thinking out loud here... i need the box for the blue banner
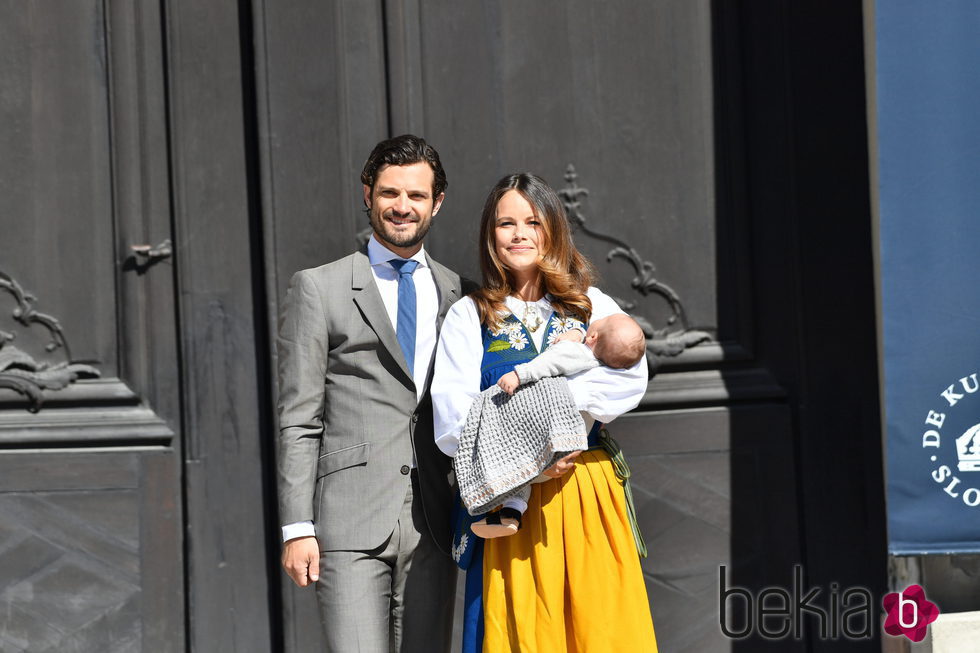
[877,2,980,553]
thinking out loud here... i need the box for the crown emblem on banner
[955,423,980,472]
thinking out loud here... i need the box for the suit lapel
[423,254,461,394]
[350,249,414,382]
[428,254,460,331]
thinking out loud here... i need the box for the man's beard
[370,208,432,249]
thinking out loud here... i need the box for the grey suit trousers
[314,473,456,652]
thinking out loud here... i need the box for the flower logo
[882,585,939,642]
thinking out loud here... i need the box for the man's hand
[543,450,582,478]
[281,536,321,587]
[554,328,585,344]
[497,371,520,395]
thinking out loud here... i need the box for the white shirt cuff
[435,432,460,457]
[281,520,316,542]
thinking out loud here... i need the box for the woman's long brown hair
[470,173,595,330]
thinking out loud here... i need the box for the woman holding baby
[432,173,658,652]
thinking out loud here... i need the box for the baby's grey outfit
[455,341,600,516]
[513,340,599,383]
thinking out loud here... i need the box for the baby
[468,313,646,538]
[498,312,647,394]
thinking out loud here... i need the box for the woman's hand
[543,450,582,477]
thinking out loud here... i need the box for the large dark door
[252,2,804,651]
[254,2,885,652]
[1,1,885,651]
[0,2,182,650]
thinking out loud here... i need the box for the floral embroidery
[487,316,547,352]
[508,331,529,351]
[451,532,470,562]
[546,316,585,345]
[489,321,522,337]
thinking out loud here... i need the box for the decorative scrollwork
[0,271,70,358]
[558,165,713,372]
[0,271,101,412]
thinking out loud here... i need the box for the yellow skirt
[482,449,658,652]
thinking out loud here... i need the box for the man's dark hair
[360,134,447,197]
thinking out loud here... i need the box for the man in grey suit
[277,135,464,652]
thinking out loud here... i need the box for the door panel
[417,1,718,340]
[0,0,117,378]
[612,406,803,652]
[0,1,182,651]
[0,451,179,652]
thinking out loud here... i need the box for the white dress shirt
[431,287,649,457]
[281,235,442,543]
[365,234,440,397]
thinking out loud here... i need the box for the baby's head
[584,314,646,369]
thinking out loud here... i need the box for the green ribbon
[598,428,648,559]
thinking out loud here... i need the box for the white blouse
[431,287,649,456]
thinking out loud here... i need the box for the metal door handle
[130,239,173,263]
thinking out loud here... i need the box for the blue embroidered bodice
[478,312,586,391]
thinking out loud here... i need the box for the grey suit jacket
[276,246,466,554]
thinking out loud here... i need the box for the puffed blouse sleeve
[565,286,649,423]
[431,296,484,457]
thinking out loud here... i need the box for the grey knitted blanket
[455,376,587,515]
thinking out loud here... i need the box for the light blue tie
[390,258,419,375]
